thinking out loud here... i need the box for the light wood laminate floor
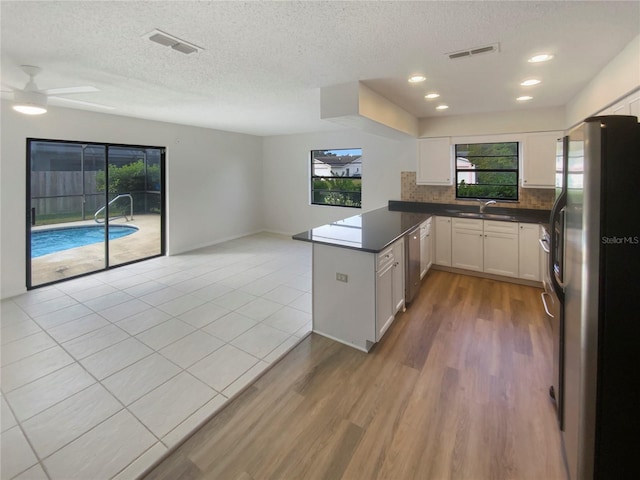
[143,270,567,480]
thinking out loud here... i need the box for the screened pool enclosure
[27,139,165,288]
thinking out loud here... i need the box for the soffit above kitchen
[1,1,638,136]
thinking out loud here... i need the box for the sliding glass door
[27,139,165,289]
[104,146,163,268]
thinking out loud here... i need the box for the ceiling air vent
[144,29,203,55]
[447,43,499,60]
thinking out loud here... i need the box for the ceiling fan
[3,65,114,115]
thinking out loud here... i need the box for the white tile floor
[0,233,312,480]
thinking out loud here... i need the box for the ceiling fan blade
[49,96,115,110]
[44,86,99,95]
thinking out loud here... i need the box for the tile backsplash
[400,171,554,210]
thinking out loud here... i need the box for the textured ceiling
[1,1,639,136]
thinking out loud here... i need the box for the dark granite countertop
[292,206,431,253]
[292,201,551,254]
[388,200,551,227]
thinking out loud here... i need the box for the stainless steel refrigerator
[550,115,640,479]
[545,135,568,429]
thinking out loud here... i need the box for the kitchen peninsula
[293,201,551,352]
[292,207,430,351]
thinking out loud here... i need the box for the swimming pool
[31,225,139,258]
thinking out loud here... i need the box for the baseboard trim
[431,265,543,288]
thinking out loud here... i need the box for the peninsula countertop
[292,206,430,253]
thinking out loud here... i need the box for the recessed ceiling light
[517,96,533,101]
[408,75,427,83]
[424,93,440,99]
[436,105,449,110]
[520,79,541,86]
[528,54,553,63]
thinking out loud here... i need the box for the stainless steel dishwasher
[405,226,421,304]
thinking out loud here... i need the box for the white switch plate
[336,273,348,283]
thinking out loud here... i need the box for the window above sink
[455,141,520,202]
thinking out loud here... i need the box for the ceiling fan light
[13,90,47,115]
[13,104,47,115]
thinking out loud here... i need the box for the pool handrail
[94,194,133,223]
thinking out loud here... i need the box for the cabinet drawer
[452,218,483,231]
[483,220,519,234]
[420,218,432,236]
[377,246,394,271]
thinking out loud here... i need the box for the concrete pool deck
[31,215,162,287]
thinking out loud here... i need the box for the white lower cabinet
[420,219,433,279]
[518,223,541,281]
[435,217,542,282]
[391,239,405,314]
[313,237,405,352]
[435,216,452,266]
[483,221,519,278]
[375,260,394,342]
[375,238,404,342]
[452,218,484,272]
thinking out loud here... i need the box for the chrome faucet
[479,199,497,213]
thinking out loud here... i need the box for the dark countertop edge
[291,234,404,254]
[388,200,551,226]
[291,207,431,254]
[291,201,551,254]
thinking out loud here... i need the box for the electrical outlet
[336,273,348,283]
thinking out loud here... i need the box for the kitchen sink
[482,213,517,221]
[458,212,516,221]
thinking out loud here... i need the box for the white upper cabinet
[600,91,640,118]
[417,138,453,185]
[521,131,563,189]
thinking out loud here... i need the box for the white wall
[262,129,415,235]
[1,102,263,298]
[418,106,566,138]
[566,34,640,127]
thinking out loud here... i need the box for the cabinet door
[435,217,452,266]
[518,223,541,281]
[522,132,562,188]
[452,228,484,272]
[420,230,433,278]
[629,95,640,118]
[419,220,432,279]
[426,231,433,271]
[392,239,405,313]
[417,138,452,185]
[484,232,519,277]
[420,231,428,279]
[376,262,394,341]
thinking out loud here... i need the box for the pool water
[31,225,139,258]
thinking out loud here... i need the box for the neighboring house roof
[456,157,475,168]
[313,155,362,167]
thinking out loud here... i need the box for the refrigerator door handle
[554,267,567,290]
[549,203,567,298]
[539,237,550,253]
[540,292,554,318]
